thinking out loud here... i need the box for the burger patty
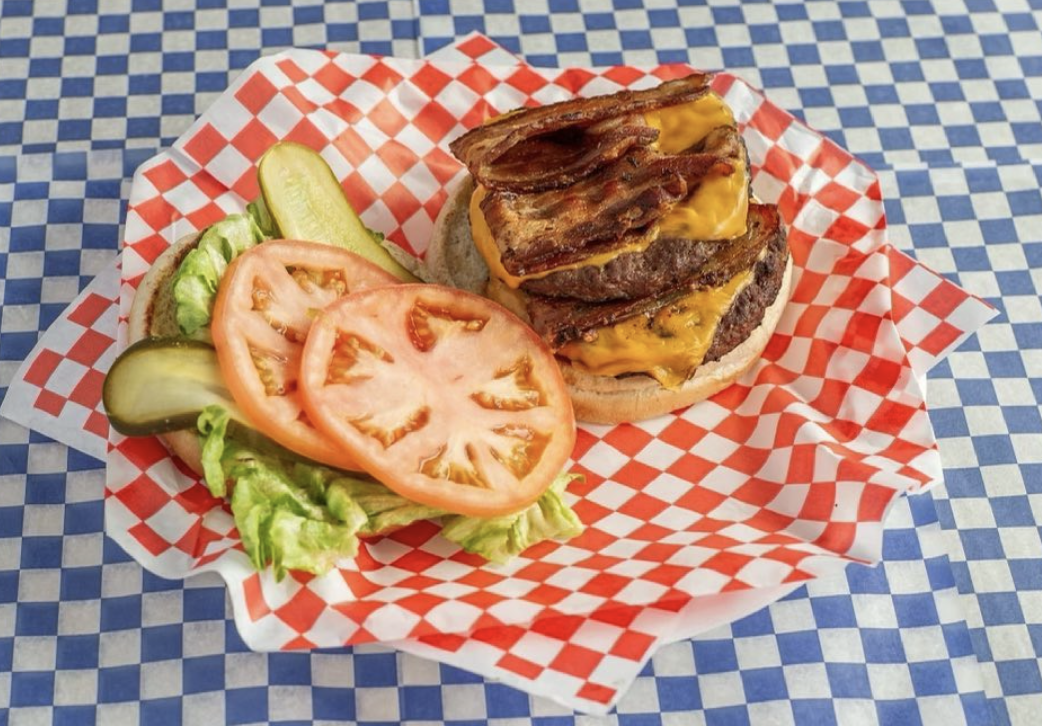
[522,203,780,302]
[524,208,788,350]
[703,215,789,363]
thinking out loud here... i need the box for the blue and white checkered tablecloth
[1,1,1041,724]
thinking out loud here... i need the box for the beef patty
[703,216,789,363]
[523,203,779,303]
[524,208,788,352]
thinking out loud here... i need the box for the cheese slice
[557,268,753,389]
[645,93,734,155]
[658,156,748,240]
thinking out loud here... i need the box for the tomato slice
[298,285,576,517]
[211,240,398,470]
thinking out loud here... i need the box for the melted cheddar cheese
[658,157,748,240]
[645,93,733,154]
[558,269,753,389]
[647,93,748,240]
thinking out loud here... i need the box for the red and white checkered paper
[1,37,997,713]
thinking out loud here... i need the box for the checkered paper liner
[1,39,997,712]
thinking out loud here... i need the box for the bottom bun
[429,176,794,426]
[127,233,206,475]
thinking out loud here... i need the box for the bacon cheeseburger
[428,74,793,424]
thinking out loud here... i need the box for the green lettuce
[197,405,584,577]
[440,474,585,564]
[197,406,441,579]
[198,406,362,579]
[198,405,231,497]
[247,196,278,238]
[328,478,444,535]
[172,214,267,337]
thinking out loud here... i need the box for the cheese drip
[644,93,734,155]
[557,269,753,389]
[646,93,748,240]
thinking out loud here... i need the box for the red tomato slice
[211,240,398,470]
[298,284,576,517]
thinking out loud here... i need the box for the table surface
[1,1,1041,724]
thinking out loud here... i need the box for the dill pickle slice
[257,142,418,282]
[103,337,243,436]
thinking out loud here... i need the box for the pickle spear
[257,142,418,281]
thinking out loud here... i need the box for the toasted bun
[427,176,793,425]
[127,233,206,475]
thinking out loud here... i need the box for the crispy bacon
[449,73,712,193]
[527,286,692,351]
[480,126,742,276]
[481,115,660,194]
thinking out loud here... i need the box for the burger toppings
[103,338,242,436]
[557,270,754,388]
[450,73,711,192]
[211,240,398,472]
[256,141,418,281]
[197,405,582,579]
[522,203,781,303]
[109,141,587,580]
[452,73,789,391]
[524,204,784,348]
[172,213,268,338]
[469,115,661,195]
[553,220,790,388]
[479,126,741,276]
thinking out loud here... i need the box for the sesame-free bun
[427,176,793,425]
[126,233,206,475]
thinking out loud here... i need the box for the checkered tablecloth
[1,1,1040,724]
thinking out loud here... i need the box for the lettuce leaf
[197,406,441,579]
[440,474,585,564]
[247,196,278,238]
[327,478,444,535]
[197,405,584,577]
[172,214,267,337]
[198,405,361,579]
[197,405,231,497]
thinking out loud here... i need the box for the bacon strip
[481,126,742,276]
[480,115,660,194]
[527,286,692,351]
[449,73,712,193]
